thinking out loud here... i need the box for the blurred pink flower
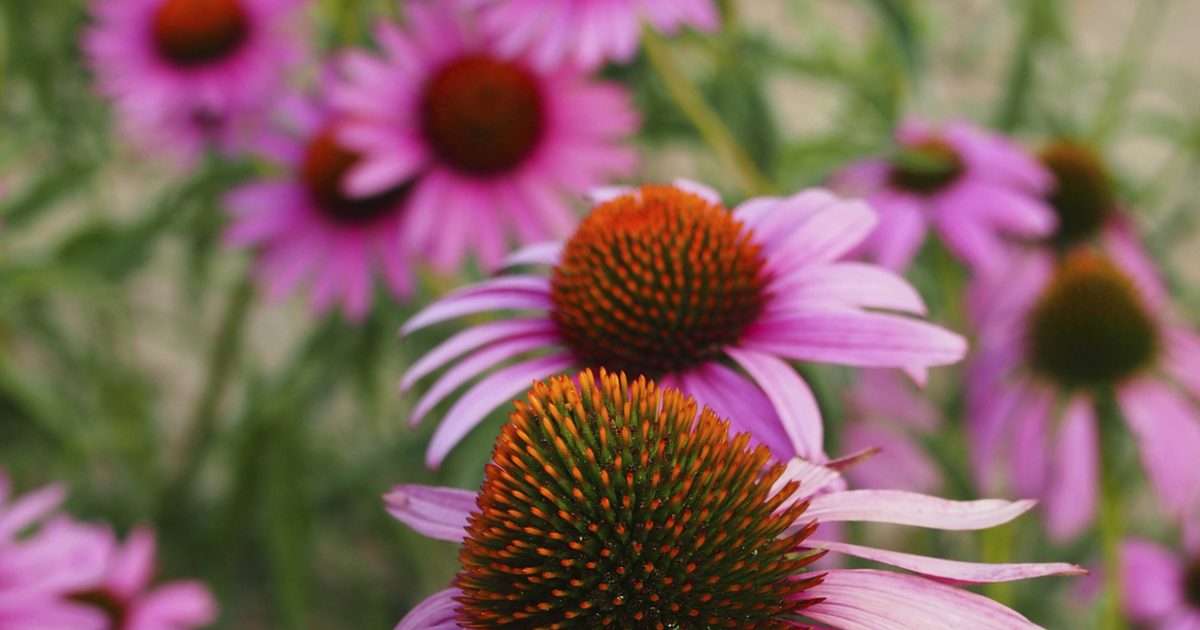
[69,526,217,630]
[400,181,966,468]
[0,472,215,630]
[842,369,944,494]
[464,0,719,69]
[224,95,421,320]
[84,0,304,163]
[1119,525,1200,628]
[833,119,1056,273]
[386,370,1082,628]
[332,1,639,275]
[967,220,1200,541]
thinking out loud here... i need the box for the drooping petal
[767,262,927,316]
[802,490,1035,532]
[1118,380,1200,515]
[725,347,824,461]
[500,241,564,269]
[426,354,574,468]
[402,318,560,390]
[383,485,475,542]
[395,588,462,630]
[800,569,1042,629]
[1120,538,1184,622]
[402,276,552,334]
[1044,397,1099,542]
[805,540,1084,585]
[745,310,967,368]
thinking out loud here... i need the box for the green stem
[992,0,1046,131]
[163,276,255,504]
[1097,393,1125,630]
[641,28,776,197]
[981,522,1016,607]
[1089,0,1167,142]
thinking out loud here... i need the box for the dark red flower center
[1040,140,1114,247]
[1026,252,1159,388]
[455,370,822,628]
[550,185,769,378]
[1186,558,1200,608]
[300,127,414,225]
[70,588,128,628]
[888,138,965,195]
[152,0,250,68]
[420,55,544,176]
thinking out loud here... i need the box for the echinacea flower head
[401,181,966,467]
[968,235,1200,540]
[84,0,304,163]
[225,95,420,320]
[387,370,1083,628]
[1038,140,1116,248]
[832,119,1056,273]
[332,2,639,274]
[463,0,719,69]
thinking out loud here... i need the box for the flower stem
[641,28,776,197]
[163,276,255,504]
[1097,393,1125,630]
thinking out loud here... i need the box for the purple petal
[725,347,824,461]
[426,355,573,468]
[0,483,66,541]
[678,362,795,459]
[402,276,552,335]
[771,457,842,503]
[1120,538,1184,622]
[410,334,561,427]
[745,310,967,368]
[1044,397,1099,542]
[768,262,927,316]
[672,178,722,205]
[843,424,943,494]
[395,588,462,630]
[1118,380,1200,515]
[383,484,474,542]
[801,569,1042,629]
[501,242,563,269]
[402,318,559,391]
[765,197,878,273]
[806,540,1084,584]
[803,490,1035,531]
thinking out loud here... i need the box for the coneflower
[387,370,1083,629]
[401,181,966,467]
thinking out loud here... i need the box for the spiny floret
[1026,251,1159,388]
[887,138,965,195]
[1040,141,1114,247]
[550,186,768,378]
[455,370,822,628]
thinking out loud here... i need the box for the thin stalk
[641,28,775,197]
[992,0,1047,131]
[981,522,1016,606]
[1089,0,1168,142]
[163,276,255,504]
[1096,392,1125,630]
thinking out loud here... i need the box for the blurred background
[2,0,1200,627]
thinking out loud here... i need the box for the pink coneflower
[84,0,303,163]
[401,181,967,467]
[225,95,421,320]
[967,240,1200,541]
[0,472,215,630]
[832,119,1056,273]
[1119,527,1200,628]
[332,1,639,274]
[464,0,720,69]
[842,369,944,494]
[68,526,217,630]
[386,371,1082,628]
[0,475,105,629]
